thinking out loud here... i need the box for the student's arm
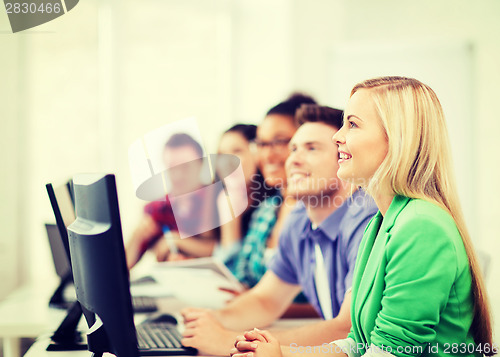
[125,215,162,269]
[219,271,301,328]
[271,291,352,346]
[181,271,301,356]
[171,232,217,257]
[185,271,301,330]
[148,230,218,261]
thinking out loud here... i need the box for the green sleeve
[370,212,460,356]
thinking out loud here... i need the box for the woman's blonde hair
[352,76,493,351]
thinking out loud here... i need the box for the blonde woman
[231,76,495,357]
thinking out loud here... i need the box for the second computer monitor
[67,173,139,357]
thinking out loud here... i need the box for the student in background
[232,77,494,357]
[213,124,275,271]
[231,93,316,288]
[125,133,217,269]
[180,105,377,356]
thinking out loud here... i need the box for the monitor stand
[46,302,87,351]
[48,273,74,309]
[86,320,112,357]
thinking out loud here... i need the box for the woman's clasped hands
[231,328,283,357]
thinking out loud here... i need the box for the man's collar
[298,196,351,242]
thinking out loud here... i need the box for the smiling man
[181,105,377,356]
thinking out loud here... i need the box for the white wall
[0,0,498,338]
[230,0,295,121]
[0,1,101,300]
[0,32,25,296]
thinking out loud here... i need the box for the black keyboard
[132,296,158,313]
[136,322,197,356]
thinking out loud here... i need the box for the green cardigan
[346,195,477,357]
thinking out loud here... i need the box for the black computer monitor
[46,182,75,264]
[46,182,86,350]
[67,173,139,357]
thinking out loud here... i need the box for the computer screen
[46,182,78,311]
[68,173,139,357]
[46,182,76,262]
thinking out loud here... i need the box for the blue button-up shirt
[269,189,378,319]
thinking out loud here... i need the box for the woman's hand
[230,329,283,357]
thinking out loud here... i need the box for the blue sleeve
[268,214,299,285]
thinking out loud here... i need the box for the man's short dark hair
[165,133,203,158]
[295,104,343,130]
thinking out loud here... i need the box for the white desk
[2,268,320,357]
[23,318,318,357]
[0,268,178,357]
[0,281,181,357]
[0,282,67,357]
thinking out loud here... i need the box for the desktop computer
[46,182,158,313]
[67,173,196,357]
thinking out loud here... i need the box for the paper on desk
[149,268,237,309]
[130,279,174,298]
[150,257,244,291]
